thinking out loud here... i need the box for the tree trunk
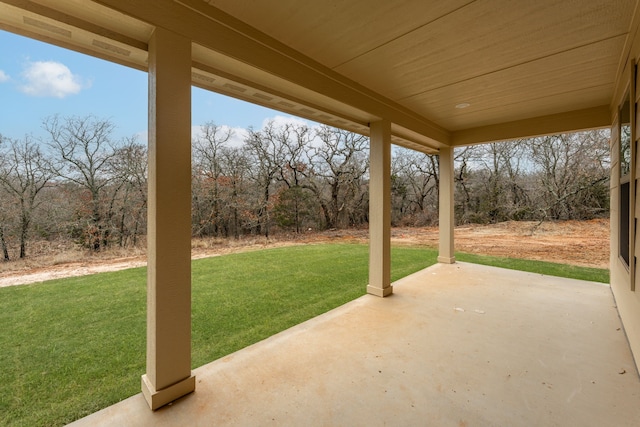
[0,224,9,261]
[263,183,270,239]
[294,189,300,234]
[19,220,28,259]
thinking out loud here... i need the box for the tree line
[0,115,610,260]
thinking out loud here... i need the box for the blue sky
[0,30,307,144]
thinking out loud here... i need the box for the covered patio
[70,262,640,426]
[1,0,640,423]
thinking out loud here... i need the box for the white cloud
[192,124,247,148]
[228,126,248,147]
[0,70,9,82]
[19,61,87,98]
[261,114,314,130]
[261,114,325,146]
[139,116,320,149]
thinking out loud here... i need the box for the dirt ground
[0,219,609,288]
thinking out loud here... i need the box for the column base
[141,373,196,410]
[367,285,393,297]
[437,255,456,264]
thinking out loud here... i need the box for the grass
[0,244,435,427]
[191,244,435,366]
[0,243,608,426]
[0,268,147,427]
[455,252,609,283]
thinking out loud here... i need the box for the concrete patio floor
[70,262,640,426]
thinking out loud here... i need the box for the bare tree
[219,146,251,239]
[273,123,315,233]
[43,115,120,250]
[0,220,8,261]
[0,118,611,256]
[0,135,54,258]
[192,122,233,237]
[498,140,531,220]
[0,136,11,261]
[448,130,609,225]
[391,147,439,225]
[244,121,287,238]
[528,132,609,220]
[453,146,476,223]
[307,126,369,229]
[472,141,530,223]
[108,138,148,247]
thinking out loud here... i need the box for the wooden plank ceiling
[0,0,637,152]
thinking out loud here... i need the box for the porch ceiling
[0,0,636,151]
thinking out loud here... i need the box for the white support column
[141,27,195,410]
[438,146,456,264]
[367,120,393,297]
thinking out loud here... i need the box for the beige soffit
[2,0,639,150]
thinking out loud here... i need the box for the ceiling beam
[0,0,147,50]
[0,0,149,70]
[451,105,612,146]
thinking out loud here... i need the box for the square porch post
[438,146,456,263]
[367,120,393,297]
[141,27,195,410]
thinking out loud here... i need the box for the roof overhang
[1,0,636,153]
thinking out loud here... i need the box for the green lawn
[0,243,608,426]
[455,252,609,283]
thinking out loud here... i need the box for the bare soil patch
[0,219,609,288]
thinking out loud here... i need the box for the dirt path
[0,219,609,288]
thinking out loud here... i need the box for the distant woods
[0,115,610,260]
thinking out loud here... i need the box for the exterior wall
[610,115,640,365]
[611,21,640,367]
